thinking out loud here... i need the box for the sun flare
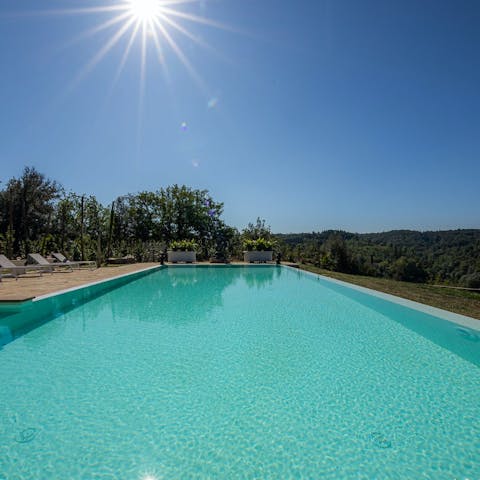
[127,0,162,22]
[21,0,233,109]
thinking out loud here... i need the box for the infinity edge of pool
[2,263,478,332]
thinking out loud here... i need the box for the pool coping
[32,264,165,303]
[285,266,480,332]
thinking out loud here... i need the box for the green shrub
[459,272,480,289]
[169,239,198,251]
[243,237,275,251]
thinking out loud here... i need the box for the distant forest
[1,167,479,288]
[276,230,480,287]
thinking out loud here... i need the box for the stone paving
[0,263,159,302]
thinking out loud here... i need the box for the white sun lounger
[27,253,73,272]
[51,252,96,269]
[0,254,52,281]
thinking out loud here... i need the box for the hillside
[275,229,480,287]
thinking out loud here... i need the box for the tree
[0,167,60,256]
[325,233,351,273]
[154,185,224,254]
[459,273,480,289]
[83,195,108,261]
[392,257,427,283]
[53,192,80,254]
[108,185,228,259]
[242,217,272,240]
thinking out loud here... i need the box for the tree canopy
[276,229,480,285]
[0,167,238,262]
[1,167,478,287]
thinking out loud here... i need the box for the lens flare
[128,0,161,22]
[21,0,234,98]
[207,97,218,109]
[11,0,237,156]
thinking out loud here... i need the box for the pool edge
[33,264,165,303]
[285,265,480,331]
[8,263,478,331]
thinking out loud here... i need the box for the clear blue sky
[0,0,479,233]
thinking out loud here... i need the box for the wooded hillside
[1,167,478,287]
[276,229,480,287]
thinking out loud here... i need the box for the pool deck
[0,262,298,302]
[0,263,159,302]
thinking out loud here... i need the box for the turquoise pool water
[0,265,479,479]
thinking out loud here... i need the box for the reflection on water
[0,266,283,345]
[243,266,281,290]
[99,266,282,325]
[0,267,161,348]
[4,264,477,370]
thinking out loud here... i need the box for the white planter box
[167,250,196,263]
[243,250,273,263]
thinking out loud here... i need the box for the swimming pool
[1,265,479,479]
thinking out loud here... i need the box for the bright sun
[127,0,162,22]
[30,0,230,99]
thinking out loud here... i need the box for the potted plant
[243,237,274,263]
[167,239,197,263]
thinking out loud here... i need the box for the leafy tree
[242,217,272,240]
[325,233,351,273]
[210,223,239,262]
[276,229,479,285]
[82,196,108,262]
[1,167,478,284]
[52,192,81,254]
[391,257,427,282]
[108,185,231,260]
[0,167,60,256]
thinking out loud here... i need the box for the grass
[299,263,480,321]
